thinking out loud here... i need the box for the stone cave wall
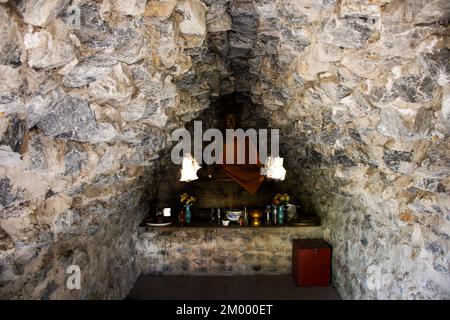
[1,0,449,300]
[158,0,450,298]
[0,0,228,299]
[228,0,450,299]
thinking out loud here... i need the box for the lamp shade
[180,153,201,182]
[264,156,286,181]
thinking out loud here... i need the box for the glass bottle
[210,208,216,224]
[217,208,221,225]
[244,206,248,226]
[272,205,277,225]
[239,213,245,226]
[185,204,192,224]
[265,205,271,225]
[277,205,285,225]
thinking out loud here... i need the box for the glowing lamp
[180,154,201,182]
[263,156,286,181]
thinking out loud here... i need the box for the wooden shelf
[141,222,320,229]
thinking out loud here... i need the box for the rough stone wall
[227,0,449,299]
[0,0,225,299]
[1,0,449,300]
[137,226,322,275]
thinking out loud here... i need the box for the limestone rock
[24,30,76,70]
[88,64,134,106]
[89,122,118,143]
[27,91,98,141]
[413,0,450,25]
[340,53,386,79]
[121,94,147,121]
[0,97,22,122]
[339,0,381,18]
[377,107,433,141]
[427,139,450,170]
[152,19,178,68]
[144,0,177,19]
[206,4,232,32]
[0,145,21,167]
[133,69,177,103]
[16,0,71,27]
[0,114,26,154]
[368,27,438,59]
[175,0,207,48]
[111,0,147,16]
[0,177,23,208]
[393,76,437,103]
[383,149,413,173]
[442,86,450,124]
[275,0,322,25]
[94,147,124,177]
[26,133,46,171]
[70,1,116,49]
[229,1,258,55]
[144,106,168,128]
[280,25,311,54]
[121,94,168,128]
[320,15,376,49]
[63,54,116,87]
[121,123,165,150]
[295,44,332,81]
[419,47,450,86]
[113,18,148,64]
[25,95,52,128]
[0,65,22,92]
[0,226,14,252]
[0,6,22,66]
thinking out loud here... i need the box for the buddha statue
[217,113,265,195]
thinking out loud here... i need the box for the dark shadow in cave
[148,93,319,222]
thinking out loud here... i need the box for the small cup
[222,220,230,227]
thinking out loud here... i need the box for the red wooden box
[292,239,332,287]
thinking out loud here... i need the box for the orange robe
[218,136,265,194]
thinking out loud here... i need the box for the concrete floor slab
[127,275,341,300]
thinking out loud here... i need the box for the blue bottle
[185,205,192,224]
[277,205,285,225]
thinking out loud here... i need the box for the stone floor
[127,275,341,300]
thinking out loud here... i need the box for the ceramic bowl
[226,210,242,221]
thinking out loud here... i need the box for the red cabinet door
[293,239,331,287]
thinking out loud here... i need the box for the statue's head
[225,113,238,129]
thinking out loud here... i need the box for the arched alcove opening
[0,0,448,300]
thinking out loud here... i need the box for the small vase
[277,205,285,225]
[185,205,192,224]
